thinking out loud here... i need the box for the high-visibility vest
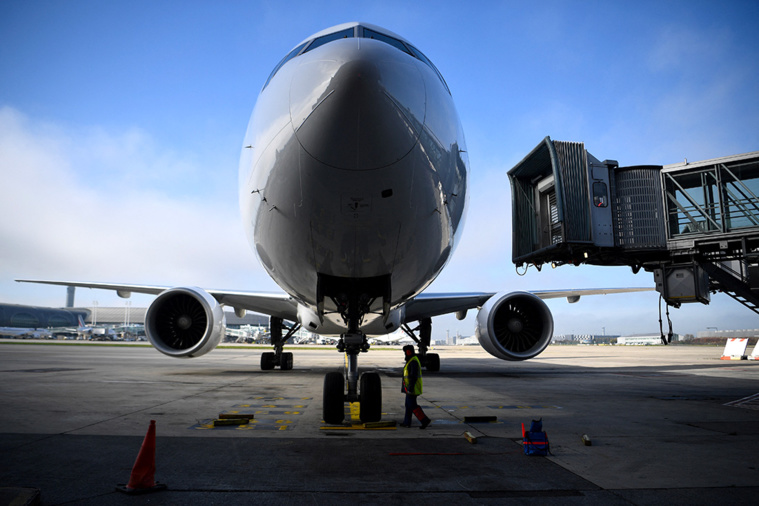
[403,356,423,395]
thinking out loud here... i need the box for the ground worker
[400,345,431,429]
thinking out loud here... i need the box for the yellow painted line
[320,424,396,431]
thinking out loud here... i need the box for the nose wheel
[322,332,382,424]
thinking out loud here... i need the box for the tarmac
[1,341,758,505]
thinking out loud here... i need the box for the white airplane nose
[290,42,426,171]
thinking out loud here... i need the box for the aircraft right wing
[402,286,654,362]
[403,287,654,323]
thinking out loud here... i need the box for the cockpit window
[362,28,413,56]
[303,27,356,53]
[406,43,451,95]
[263,25,451,95]
[362,27,450,95]
[263,41,308,90]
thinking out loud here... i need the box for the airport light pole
[124,301,131,327]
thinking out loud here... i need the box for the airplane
[0,327,52,339]
[18,22,651,424]
[51,314,93,339]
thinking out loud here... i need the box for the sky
[1,0,758,340]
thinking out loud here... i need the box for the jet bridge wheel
[323,372,345,424]
[359,372,382,423]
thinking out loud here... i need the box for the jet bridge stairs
[508,137,759,315]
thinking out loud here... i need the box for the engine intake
[476,292,553,361]
[145,287,226,358]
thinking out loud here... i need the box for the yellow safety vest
[403,356,423,395]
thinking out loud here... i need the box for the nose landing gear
[322,331,382,424]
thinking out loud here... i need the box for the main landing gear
[260,317,301,371]
[401,317,440,372]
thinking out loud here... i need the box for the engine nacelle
[475,291,554,361]
[145,287,226,358]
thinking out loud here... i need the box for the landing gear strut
[260,316,300,370]
[322,292,383,424]
[401,317,440,371]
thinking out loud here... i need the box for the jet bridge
[508,137,759,314]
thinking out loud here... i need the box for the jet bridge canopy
[508,138,759,314]
[508,137,667,268]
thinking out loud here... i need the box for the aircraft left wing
[15,279,299,321]
[403,286,654,362]
[403,292,495,322]
[531,287,654,300]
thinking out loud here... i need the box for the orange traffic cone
[116,420,167,494]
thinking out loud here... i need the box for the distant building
[456,335,479,345]
[696,329,759,339]
[553,334,620,344]
[617,334,681,345]
[0,303,89,328]
[74,307,270,329]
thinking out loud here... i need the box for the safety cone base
[115,482,167,495]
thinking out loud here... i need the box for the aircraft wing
[15,279,299,322]
[403,287,654,322]
[17,279,653,325]
[531,287,654,300]
[403,292,496,321]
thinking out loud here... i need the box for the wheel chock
[213,418,250,427]
[464,415,497,423]
[218,413,255,420]
[363,420,396,429]
[464,431,478,444]
[581,434,592,446]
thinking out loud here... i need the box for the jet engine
[145,287,226,358]
[475,292,553,361]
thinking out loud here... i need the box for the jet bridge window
[593,182,608,207]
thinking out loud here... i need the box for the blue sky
[1,0,757,339]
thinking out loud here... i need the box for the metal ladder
[698,259,759,315]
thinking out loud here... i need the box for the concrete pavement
[1,342,758,504]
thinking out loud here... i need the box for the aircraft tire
[323,372,345,424]
[281,352,293,370]
[359,372,382,422]
[426,353,440,372]
[260,352,276,370]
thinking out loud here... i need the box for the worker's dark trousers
[403,394,429,426]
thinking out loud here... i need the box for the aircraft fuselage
[239,24,469,335]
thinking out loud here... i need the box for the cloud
[0,107,277,307]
